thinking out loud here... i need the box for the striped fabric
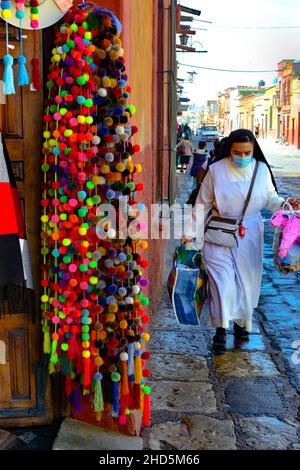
[0,133,34,319]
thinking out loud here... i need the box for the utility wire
[177,62,287,73]
[211,25,300,30]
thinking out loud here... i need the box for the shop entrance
[0,23,52,427]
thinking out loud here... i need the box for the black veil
[213,129,278,192]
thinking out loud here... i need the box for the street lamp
[187,70,197,81]
[179,33,189,46]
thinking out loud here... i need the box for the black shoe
[233,322,249,340]
[212,327,226,354]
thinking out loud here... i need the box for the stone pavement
[143,170,300,450]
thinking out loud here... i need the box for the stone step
[52,418,143,451]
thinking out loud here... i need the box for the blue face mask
[231,154,253,168]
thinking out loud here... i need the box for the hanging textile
[0,133,34,318]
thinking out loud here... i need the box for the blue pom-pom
[118,79,127,88]
[16,11,26,20]
[114,106,124,116]
[3,54,15,95]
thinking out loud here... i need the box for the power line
[211,25,300,30]
[177,62,285,73]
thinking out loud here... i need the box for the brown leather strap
[240,159,259,225]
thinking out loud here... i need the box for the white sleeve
[264,169,285,212]
[184,169,215,243]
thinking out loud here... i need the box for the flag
[0,132,34,319]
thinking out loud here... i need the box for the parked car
[199,124,219,141]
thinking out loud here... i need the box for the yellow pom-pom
[116,162,125,172]
[31,13,39,20]
[2,9,12,19]
[102,77,111,87]
[135,164,142,173]
[101,164,110,174]
[142,333,150,342]
[82,350,90,359]
[108,303,118,313]
[94,356,104,366]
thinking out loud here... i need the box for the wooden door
[0,21,52,426]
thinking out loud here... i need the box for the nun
[183,129,299,353]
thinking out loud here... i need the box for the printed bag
[273,227,300,273]
[167,244,208,325]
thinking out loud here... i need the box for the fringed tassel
[65,373,72,396]
[49,339,58,369]
[120,356,131,408]
[3,55,16,94]
[43,324,51,354]
[70,388,82,414]
[17,55,29,86]
[93,372,104,421]
[111,372,121,414]
[67,332,79,361]
[142,386,151,427]
[128,342,134,381]
[118,412,127,426]
[31,57,40,90]
[17,23,29,86]
[83,356,91,388]
[134,352,143,384]
[3,22,15,95]
[132,383,141,410]
[61,351,70,376]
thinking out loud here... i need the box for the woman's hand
[181,236,193,244]
[286,197,300,210]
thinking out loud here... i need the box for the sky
[177,0,300,106]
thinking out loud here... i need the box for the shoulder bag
[204,160,259,248]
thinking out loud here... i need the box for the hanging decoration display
[16,0,29,86]
[0,1,72,94]
[40,3,151,428]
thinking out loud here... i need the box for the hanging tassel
[111,372,121,414]
[120,353,132,409]
[61,351,70,376]
[3,21,15,95]
[132,383,141,410]
[17,22,29,86]
[70,388,82,414]
[49,339,58,366]
[142,385,151,427]
[3,54,15,95]
[134,351,143,384]
[65,373,72,396]
[83,355,91,388]
[118,413,127,426]
[93,372,104,420]
[42,324,51,354]
[67,330,80,361]
[128,341,134,380]
[31,31,40,90]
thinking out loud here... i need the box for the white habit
[186,157,284,331]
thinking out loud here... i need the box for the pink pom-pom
[31,20,39,29]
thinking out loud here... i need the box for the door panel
[0,21,52,426]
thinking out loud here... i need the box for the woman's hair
[198,140,206,149]
[213,129,278,191]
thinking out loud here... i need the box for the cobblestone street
[145,146,300,450]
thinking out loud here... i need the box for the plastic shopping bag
[273,227,300,273]
[167,244,208,325]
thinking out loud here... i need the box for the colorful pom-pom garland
[41,4,151,427]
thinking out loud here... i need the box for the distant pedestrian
[209,138,220,161]
[255,125,259,139]
[188,139,208,189]
[176,134,194,173]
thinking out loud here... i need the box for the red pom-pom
[140,259,148,268]
[142,368,151,378]
[135,183,144,191]
[133,144,140,153]
[141,351,150,360]
[131,126,138,135]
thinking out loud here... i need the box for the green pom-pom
[143,386,151,395]
[111,372,121,382]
